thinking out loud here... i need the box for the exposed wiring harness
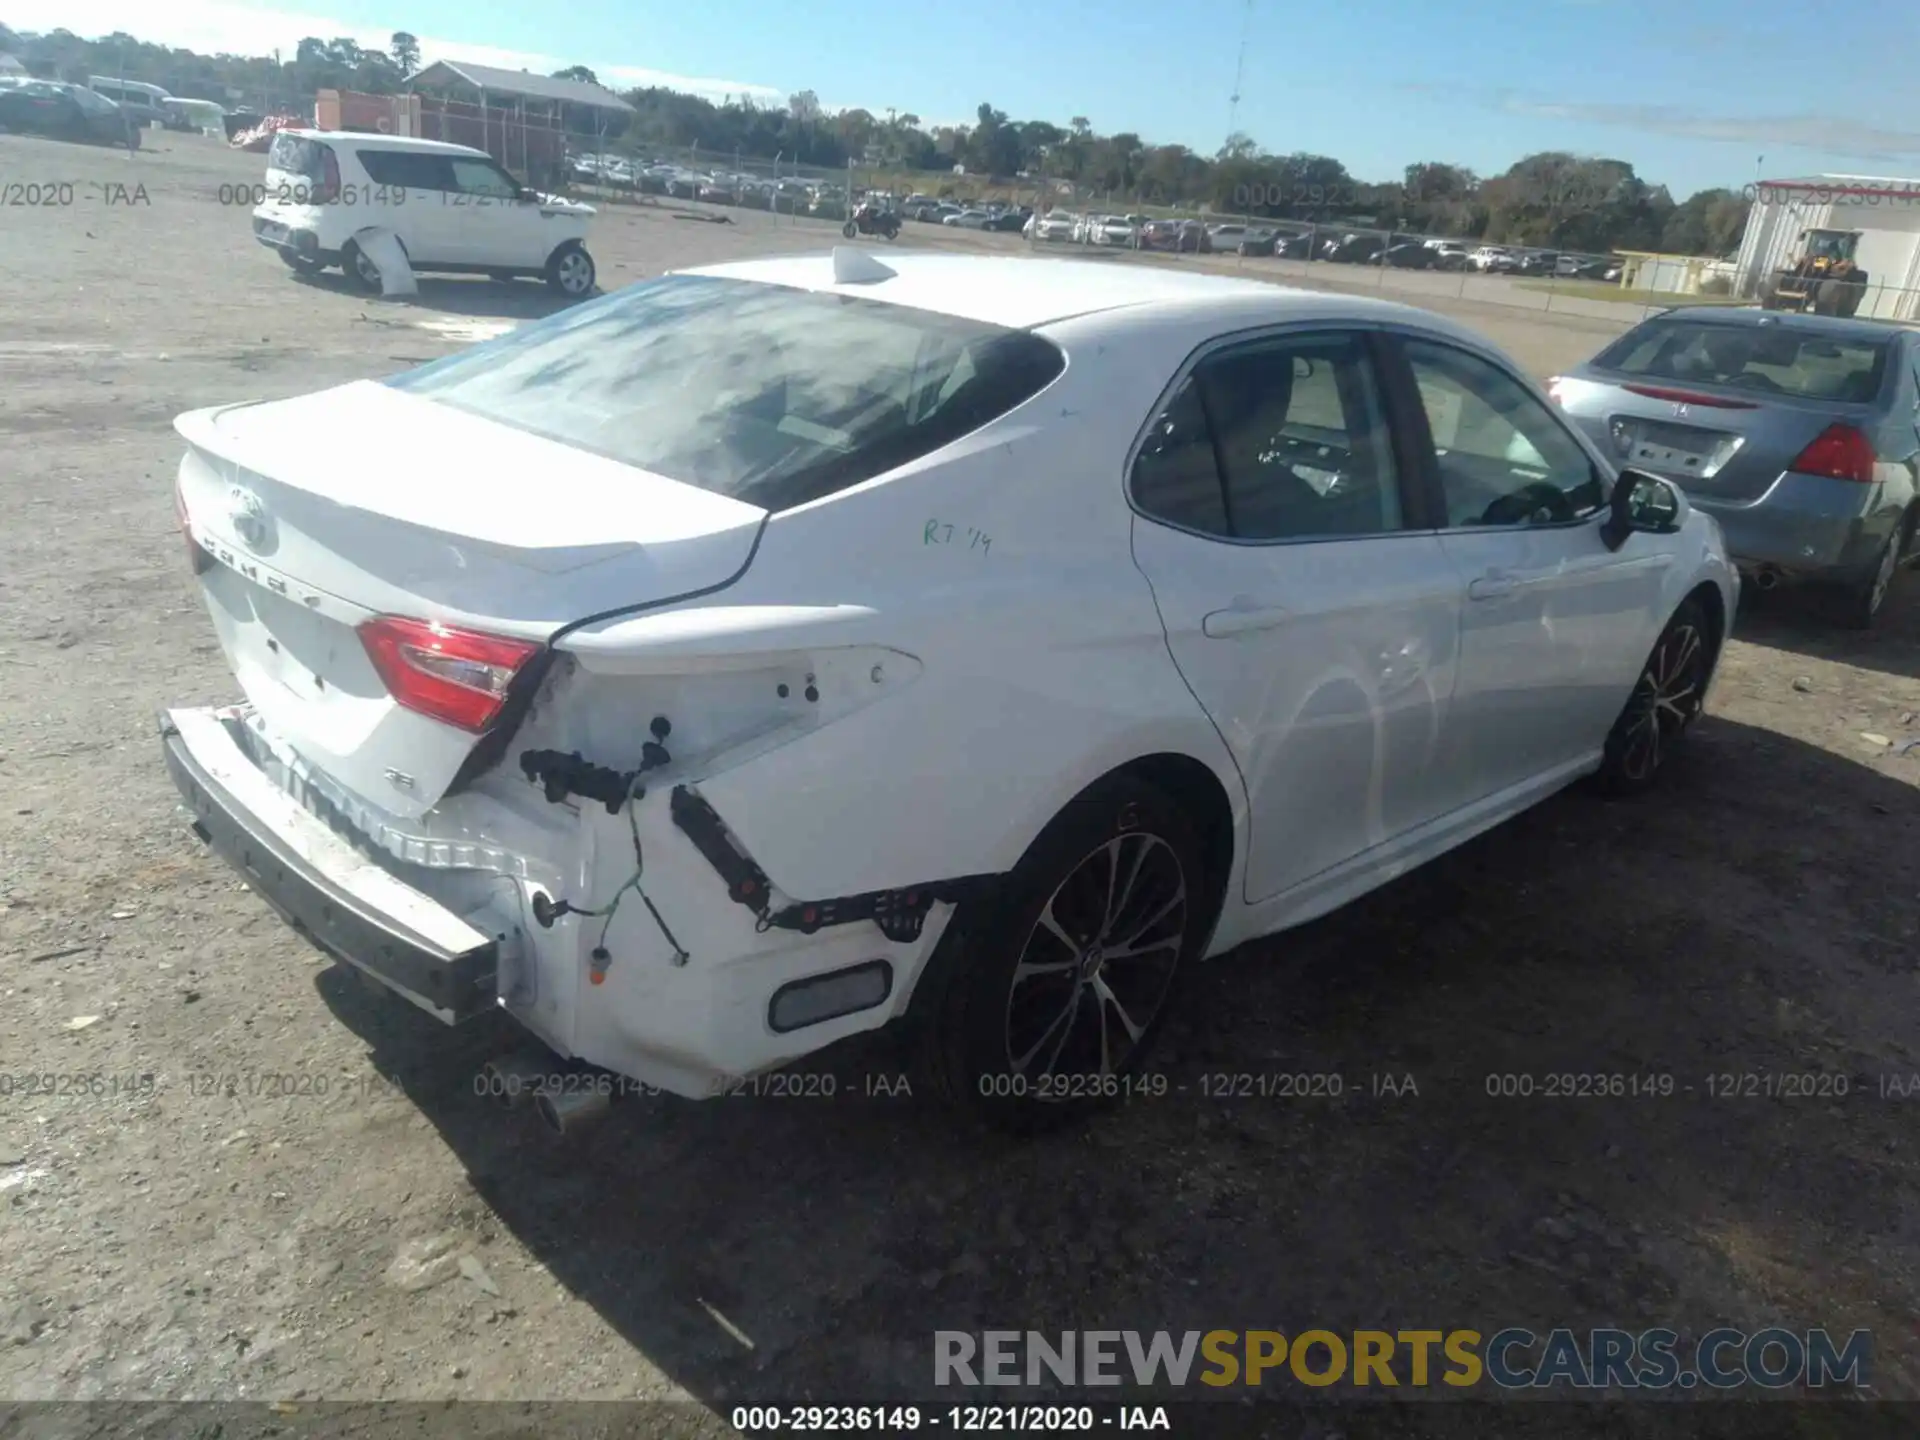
[526,720,690,973]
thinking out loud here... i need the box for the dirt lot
[3,133,1920,1432]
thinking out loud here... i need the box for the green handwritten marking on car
[924,519,991,554]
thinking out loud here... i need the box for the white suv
[251,131,598,297]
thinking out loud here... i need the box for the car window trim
[1124,321,1439,549]
[1371,326,1614,537]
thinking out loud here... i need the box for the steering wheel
[1479,481,1572,527]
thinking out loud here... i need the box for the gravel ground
[3,132,1919,1432]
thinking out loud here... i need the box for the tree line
[0,21,1751,255]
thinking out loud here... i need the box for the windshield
[1593,319,1890,403]
[385,275,1067,512]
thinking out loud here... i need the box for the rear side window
[268,133,329,179]
[357,149,455,190]
[1593,319,1889,403]
[1131,331,1404,541]
[1131,378,1228,534]
[385,275,1066,512]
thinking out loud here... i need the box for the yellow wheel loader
[1761,229,1869,317]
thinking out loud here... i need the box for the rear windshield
[268,133,329,179]
[1593,319,1890,403]
[385,275,1067,512]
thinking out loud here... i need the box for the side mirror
[1600,469,1688,551]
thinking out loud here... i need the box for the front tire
[842,220,858,239]
[912,776,1207,1133]
[544,241,595,297]
[1593,597,1713,796]
[279,250,326,276]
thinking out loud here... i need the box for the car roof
[280,129,489,158]
[1646,306,1909,342]
[679,251,1504,336]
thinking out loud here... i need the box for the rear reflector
[1621,383,1758,410]
[767,960,893,1033]
[1790,423,1877,483]
[358,616,540,732]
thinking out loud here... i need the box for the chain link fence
[552,141,1920,327]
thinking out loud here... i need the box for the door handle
[1202,602,1291,637]
[1467,570,1518,601]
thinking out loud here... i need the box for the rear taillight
[1790,423,1877,483]
[358,616,540,732]
[318,146,341,204]
[175,475,212,575]
[1620,383,1757,410]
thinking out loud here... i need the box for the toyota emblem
[229,486,271,552]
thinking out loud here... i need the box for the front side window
[1403,338,1603,528]
[386,275,1066,512]
[449,157,521,199]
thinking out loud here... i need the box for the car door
[1129,328,1464,906]
[441,156,546,267]
[1386,331,1678,809]
[351,148,461,265]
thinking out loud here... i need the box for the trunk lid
[1565,374,1879,503]
[175,380,765,817]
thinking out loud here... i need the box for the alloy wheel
[555,249,593,295]
[1003,832,1188,1083]
[1617,621,1705,783]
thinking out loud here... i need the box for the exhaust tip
[1751,567,1782,591]
[480,1051,559,1107]
[535,1085,612,1138]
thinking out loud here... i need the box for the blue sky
[11,0,1920,196]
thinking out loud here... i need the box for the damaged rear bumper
[159,707,499,1023]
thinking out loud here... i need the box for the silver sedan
[1550,307,1920,626]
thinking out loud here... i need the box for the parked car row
[567,153,853,216]
[0,76,143,147]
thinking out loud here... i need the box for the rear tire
[341,241,384,293]
[1836,527,1901,630]
[910,775,1208,1134]
[1592,597,1713,796]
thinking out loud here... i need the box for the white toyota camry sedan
[161,249,1737,1133]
